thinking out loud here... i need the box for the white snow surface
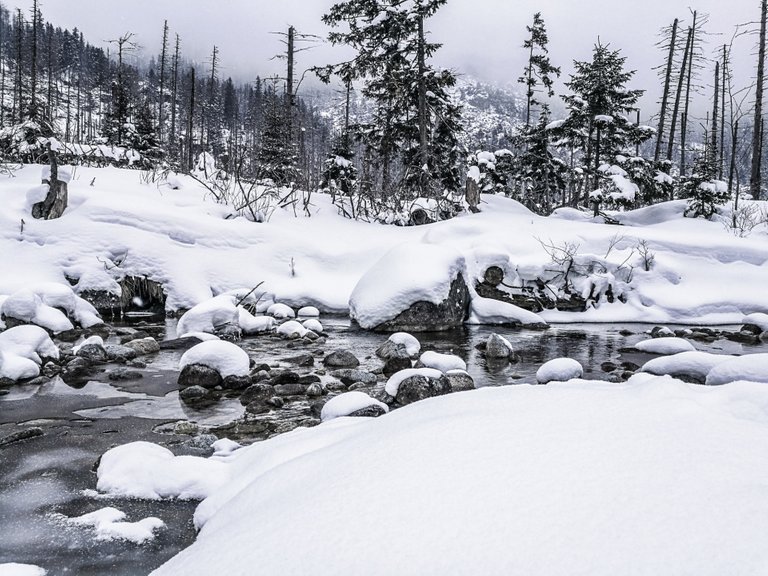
[301,318,323,333]
[66,506,165,544]
[641,351,735,380]
[467,295,546,326]
[1,167,767,325]
[633,337,696,355]
[419,350,466,372]
[706,354,768,386]
[320,391,389,422]
[743,312,768,331]
[266,303,295,319]
[0,565,47,576]
[179,341,250,378]
[349,243,466,330]
[536,357,584,383]
[0,283,101,332]
[118,377,768,576]
[276,320,308,338]
[0,325,59,381]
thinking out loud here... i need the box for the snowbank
[349,243,466,330]
[0,325,59,381]
[179,341,250,379]
[706,354,768,386]
[110,377,768,576]
[467,295,546,326]
[641,351,734,381]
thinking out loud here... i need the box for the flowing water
[1,316,766,575]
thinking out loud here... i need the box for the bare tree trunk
[33,145,68,220]
[680,11,698,175]
[187,67,195,173]
[711,61,719,172]
[719,44,727,179]
[417,11,429,195]
[655,18,678,162]
[286,26,294,140]
[170,34,180,161]
[751,0,767,199]
[729,119,738,193]
[158,20,168,144]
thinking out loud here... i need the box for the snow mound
[144,379,768,576]
[349,243,466,330]
[0,283,101,333]
[641,351,734,381]
[73,335,104,354]
[237,308,275,334]
[0,564,47,576]
[302,319,323,333]
[297,306,320,317]
[176,294,239,337]
[179,341,250,378]
[706,354,768,386]
[634,337,695,355]
[419,351,466,373]
[320,391,389,422]
[66,506,165,544]
[276,320,308,338]
[97,442,229,500]
[385,367,444,397]
[536,358,583,383]
[0,325,59,381]
[266,303,295,319]
[467,296,546,327]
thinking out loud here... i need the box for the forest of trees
[0,0,766,223]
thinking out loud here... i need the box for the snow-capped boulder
[238,308,275,334]
[297,306,320,318]
[302,319,323,334]
[0,283,102,333]
[350,243,470,332]
[485,333,515,359]
[467,296,547,328]
[419,351,466,373]
[742,313,768,334]
[276,320,308,338]
[323,350,360,369]
[179,341,250,385]
[705,354,768,386]
[385,367,451,405]
[320,391,389,422]
[176,294,239,337]
[633,337,696,355]
[266,303,295,320]
[124,337,160,356]
[536,358,584,384]
[377,332,421,359]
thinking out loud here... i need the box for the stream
[1,316,766,575]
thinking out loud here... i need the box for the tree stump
[465,177,480,213]
[32,145,68,220]
[483,266,505,287]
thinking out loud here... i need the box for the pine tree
[518,12,560,127]
[561,42,649,201]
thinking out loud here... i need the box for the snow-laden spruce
[91,376,768,576]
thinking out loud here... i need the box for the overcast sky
[10,0,761,121]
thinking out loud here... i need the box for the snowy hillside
[1,164,767,326]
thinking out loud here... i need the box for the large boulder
[350,243,470,332]
[385,368,452,406]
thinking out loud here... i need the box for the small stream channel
[1,317,766,575]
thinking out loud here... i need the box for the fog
[10,0,761,120]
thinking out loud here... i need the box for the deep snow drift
[92,376,768,576]
[1,165,767,325]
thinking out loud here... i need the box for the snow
[97,442,229,500]
[0,325,59,381]
[1,166,767,327]
[706,354,768,386]
[297,306,320,317]
[633,337,696,355]
[384,367,444,397]
[641,351,734,380]
[266,303,295,319]
[349,243,466,330]
[467,295,546,326]
[0,565,47,576]
[301,318,323,333]
[179,341,250,378]
[743,312,768,331]
[237,308,275,334]
[65,506,165,544]
[176,294,240,337]
[72,335,104,354]
[419,350,466,372]
[276,320,308,338]
[536,357,583,383]
[387,332,421,357]
[97,377,768,576]
[320,391,389,422]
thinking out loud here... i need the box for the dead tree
[751,0,767,199]
[32,144,68,220]
[655,18,678,162]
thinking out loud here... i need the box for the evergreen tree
[561,42,650,201]
[518,12,560,127]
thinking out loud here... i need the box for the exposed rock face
[178,364,222,389]
[375,276,470,333]
[348,405,388,418]
[125,337,161,355]
[330,369,377,386]
[76,344,107,364]
[395,374,452,406]
[485,334,514,359]
[179,385,214,406]
[446,371,475,392]
[323,350,360,368]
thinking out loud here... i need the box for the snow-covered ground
[1,165,766,325]
[92,375,768,576]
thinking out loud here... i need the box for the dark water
[1,317,766,576]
